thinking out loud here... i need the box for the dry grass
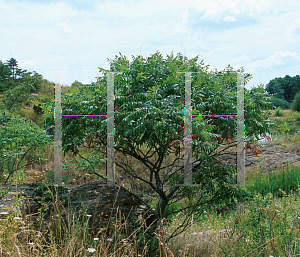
[0,194,162,256]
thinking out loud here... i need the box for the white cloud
[233,55,250,63]
[248,52,300,70]
[0,0,299,90]
[19,60,38,72]
[188,0,273,22]
[56,21,73,33]
[223,15,236,22]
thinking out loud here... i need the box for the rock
[20,181,158,239]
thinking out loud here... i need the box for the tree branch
[4,147,33,185]
[76,152,107,181]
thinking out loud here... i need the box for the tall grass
[0,187,165,256]
[246,163,300,198]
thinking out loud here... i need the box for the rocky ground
[245,141,300,173]
[242,137,300,174]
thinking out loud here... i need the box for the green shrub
[40,95,52,103]
[293,111,300,121]
[291,91,300,112]
[275,106,283,117]
[33,104,44,115]
[271,96,290,109]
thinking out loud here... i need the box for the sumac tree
[42,51,274,243]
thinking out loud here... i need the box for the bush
[291,91,300,112]
[271,96,290,109]
[293,111,300,121]
[40,95,52,103]
[33,104,44,115]
[275,106,283,117]
[0,113,52,183]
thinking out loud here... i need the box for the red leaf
[162,218,167,225]
[192,134,200,140]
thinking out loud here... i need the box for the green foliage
[242,84,274,142]
[275,106,283,117]
[279,121,291,136]
[293,111,300,121]
[0,60,13,92]
[61,152,106,179]
[21,71,43,93]
[271,96,291,109]
[44,169,54,184]
[33,184,70,228]
[33,103,44,115]
[41,51,273,233]
[40,95,52,103]
[0,58,43,96]
[266,78,285,99]
[2,82,35,111]
[266,75,300,104]
[0,112,53,183]
[71,80,84,88]
[5,57,22,82]
[127,215,160,255]
[246,164,300,198]
[216,191,300,256]
[291,90,300,112]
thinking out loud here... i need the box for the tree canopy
[41,51,274,242]
[265,75,300,109]
[0,58,43,94]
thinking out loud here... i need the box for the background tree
[71,80,84,88]
[265,77,285,99]
[1,81,35,111]
[0,59,42,94]
[5,57,19,81]
[41,51,274,243]
[0,61,13,92]
[290,75,300,100]
[266,75,300,109]
[291,91,300,112]
[270,97,290,110]
[21,71,43,93]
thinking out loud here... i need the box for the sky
[1,0,300,91]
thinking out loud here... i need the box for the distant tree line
[0,57,43,93]
[265,75,300,109]
[0,57,45,111]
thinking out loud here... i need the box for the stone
[19,181,158,239]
